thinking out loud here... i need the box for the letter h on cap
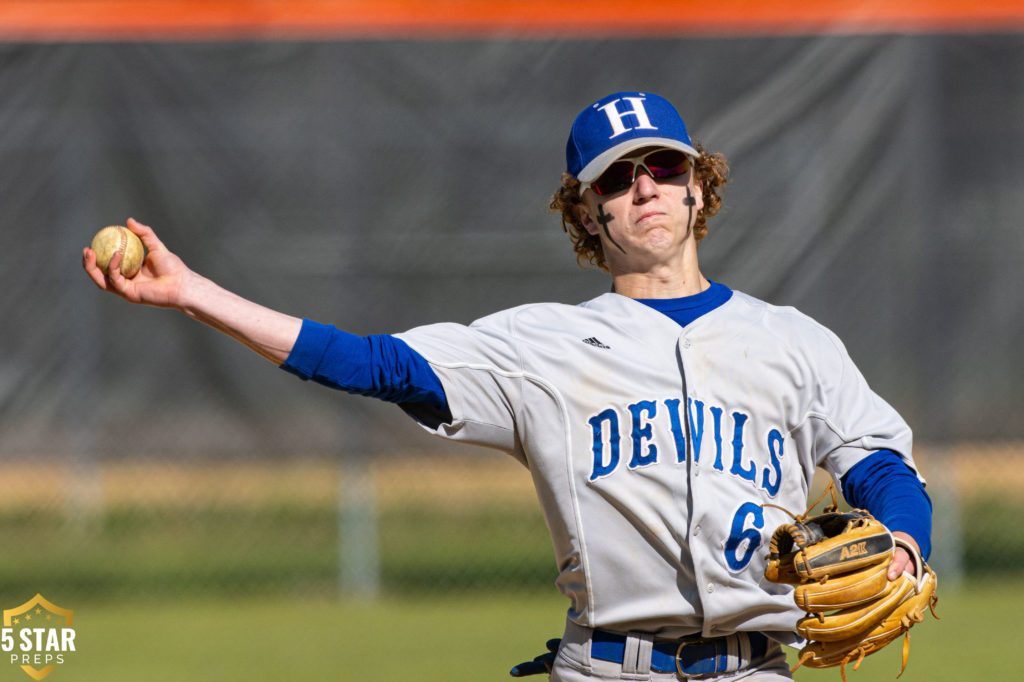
[597,96,658,139]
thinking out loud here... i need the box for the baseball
[90,225,145,278]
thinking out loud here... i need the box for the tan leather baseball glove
[764,484,939,682]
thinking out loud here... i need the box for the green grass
[47,592,569,682]
[7,577,1014,682]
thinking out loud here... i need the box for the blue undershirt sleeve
[841,450,933,560]
[279,319,451,420]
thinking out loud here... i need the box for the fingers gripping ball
[763,483,939,682]
[91,225,145,278]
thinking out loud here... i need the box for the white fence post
[927,444,963,591]
[338,454,380,599]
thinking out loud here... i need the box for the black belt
[590,629,769,677]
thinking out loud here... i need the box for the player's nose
[632,170,660,201]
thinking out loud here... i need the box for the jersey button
[681,339,692,349]
[693,525,701,536]
[706,582,714,593]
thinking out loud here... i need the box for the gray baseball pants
[549,620,793,681]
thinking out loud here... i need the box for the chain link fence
[0,442,1017,603]
[0,452,554,602]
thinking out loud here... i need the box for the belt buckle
[674,638,712,679]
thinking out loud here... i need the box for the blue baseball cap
[566,91,699,183]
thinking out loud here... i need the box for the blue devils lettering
[587,399,786,493]
[686,398,704,463]
[725,502,765,571]
[665,398,687,463]
[729,412,756,482]
[589,409,620,480]
[629,401,658,468]
[763,429,784,496]
[709,406,724,471]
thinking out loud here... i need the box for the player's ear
[575,202,600,236]
[693,183,705,213]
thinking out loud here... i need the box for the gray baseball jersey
[395,289,917,645]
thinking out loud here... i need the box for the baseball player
[83,91,932,681]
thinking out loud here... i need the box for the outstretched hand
[82,218,190,309]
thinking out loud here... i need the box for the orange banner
[1,0,1023,40]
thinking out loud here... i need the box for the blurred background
[0,1,1021,679]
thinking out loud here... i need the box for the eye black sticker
[683,187,696,238]
[597,204,627,255]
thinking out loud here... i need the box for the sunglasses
[581,148,693,196]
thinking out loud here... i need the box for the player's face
[576,148,704,271]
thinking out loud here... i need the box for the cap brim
[576,138,699,183]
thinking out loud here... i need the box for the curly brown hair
[550,142,729,271]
